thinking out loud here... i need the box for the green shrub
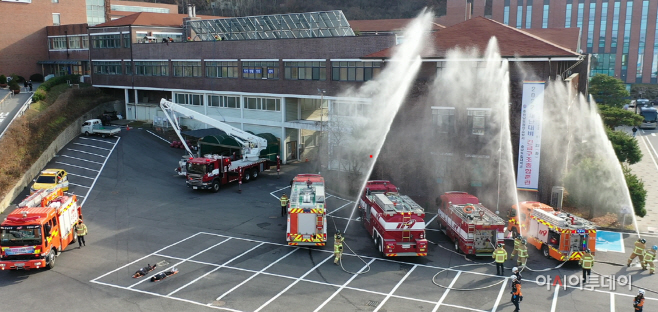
[10,74,25,83]
[38,74,79,93]
[32,89,46,102]
[623,164,647,218]
[29,73,44,82]
[0,75,6,84]
[8,81,20,91]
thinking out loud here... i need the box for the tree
[597,105,643,128]
[589,74,630,107]
[605,128,642,165]
[623,164,647,217]
[563,157,612,219]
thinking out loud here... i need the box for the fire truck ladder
[402,213,411,242]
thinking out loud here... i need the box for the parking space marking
[491,277,509,312]
[69,183,90,188]
[79,137,116,144]
[146,130,171,144]
[426,213,439,225]
[66,148,106,158]
[610,293,615,312]
[55,162,99,172]
[60,154,104,165]
[373,264,417,312]
[67,173,95,180]
[128,238,231,289]
[167,243,265,296]
[73,142,111,151]
[214,247,299,301]
[312,258,376,312]
[550,287,559,312]
[79,137,119,207]
[432,271,461,312]
[327,201,353,216]
[269,186,290,200]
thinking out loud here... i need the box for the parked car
[31,169,69,194]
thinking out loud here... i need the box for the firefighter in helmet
[493,243,507,276]
[334,230,343,265]
[280,194,289,217]
[634,289,645,312]
[628,238,647,268]
[579,249,594,283]
[511,235,523,258]
[644,245,657,275]
[517,239,528,268]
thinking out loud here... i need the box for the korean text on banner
[516,81,545,191]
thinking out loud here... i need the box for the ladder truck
[286,174,327,246]
[437,192,506,256]
[159,99,271,192]
[358,180,428,257]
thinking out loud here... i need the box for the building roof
[93,12,219,28]
[365,17,581,58]
[522,28,581,53]
[348,18,445,33]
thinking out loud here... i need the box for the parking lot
[1,128,657,312]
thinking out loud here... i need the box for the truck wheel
[46,249,56,270]
[101,134,107,138]
[454,239,461,253]
[84,131,90,136]
[243,172,251,183]
[250,169,258,180]
[542,244,550,258]
[211,181,220,193]
[377,237,384,256]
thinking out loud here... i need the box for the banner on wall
[516,81,545,191]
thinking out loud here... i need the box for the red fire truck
[286,174,327,246]
[358,180,428,257]
[437,192,506,256]
[0,188,82,270]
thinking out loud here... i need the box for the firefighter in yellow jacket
[511,235,523,257]
[334,231,343,265]
[579,249,594,283]
[493,243,507,276]
[516,239,528,268]
[280,194,289,217]
[628,238,647,268]
[644,245,656,275]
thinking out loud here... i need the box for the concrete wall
[0,100,121,214]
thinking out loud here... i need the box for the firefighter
[644,245,657,275]
[634,289,645,312]
[511,235,523,258]
[512,267,522,281]
[628,238,647,268]
[74,219,87,248]
[493,243,507,276]
[280,194,289,217]
[579,249,594,283]
[334,231,343,265]
[517,239,528,268]
[509,274,522,312]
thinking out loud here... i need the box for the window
[623,1,633,54]
[542,1,549,28]
[52,13,60,26]
[284,61,326,81]
[244,97,281,111]
[92,34,121,48]
[174,93,202,106]
[436,61,446,75]
[652,7,658,79]
[565,2,572,27]
[205,61,238,78]
[134,61,169,76]
[207,95,240,108]
[331,61,381,81]
[92,61,122,75]
[110,4,169,13]
[431,107,455,133]
[525,1,532,28]
[52,0,58,2]
[599,2,608,48]
[611,2,620,48]
[173,61,202,77]
[123,34,131,48]
[86,0,105,26]
[586,3,596,49]
[242,61,279,79]
[124,61,132,75]
[637,1,649,79]
[591,53,616,77]
[468,109,491,135]
[152,33,182,43]
[68,36,80,49]
[576,2,584,29]
[49,37,67,50]
[504,5,510,25]
[332,101,367,117]
[516,0,523,29]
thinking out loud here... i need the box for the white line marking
[67,173,95,180]
[425,228,442,232]
[73,142,111,150]
[128,238,231,289]
[426,213,439,225]
[80,137,120,207]
[269,185,290,200]
[652,133,656,136]
[442,304,487,312]
[312,258,376,312]
[326,193,354,203]
[90,232,202,282]
[146,129,171,144]
[550,287,559,312]
[69,183,90,188]
[373,265,417,312]
[167,243,265,296]
[79,137,116,144]
[491,277,509,312]
[55,162,99,172]
[66,148,106,158]
[610,292,615,312]
[215,247,299,301]
[60,155,104,165]
[432,271,461,312]
[327,201,353,216]
[255,254,335,312]
[642,135,658,171]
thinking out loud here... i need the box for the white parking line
[167,243,265,296]
[491,277,509,312]
[610,293,615,312]
[215,247,299,301]
[60,155,104,165]
[66,148,106,158]
[373,265,417,312]
[313,258,376,312]
[327,201,353,216]
[146,129,171,144]
[69,183,90,188]
[73,142,111,151]
[426,213,439,225]
[641,135,658,171]
[550,287,559,312]
[326,193,355,203]
[79,137,116,144]
[269,186,290,200]
[80,137,120,207]
[55,162,99,172]
[67,173,95,180]
[432,271,461,312]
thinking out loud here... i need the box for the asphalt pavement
[0,127,656,312]
[632,126,658,234]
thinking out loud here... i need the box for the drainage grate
[366,300,379,307]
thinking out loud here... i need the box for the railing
[0,93,33,139]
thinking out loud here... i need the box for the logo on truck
[397,219,416,229]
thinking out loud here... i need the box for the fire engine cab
[286,174,327,246]
[358,180,427,257]
[437,192,506,256]
[0,188,82,270]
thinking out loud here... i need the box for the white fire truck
[358,180,428,257]
[525,208,597,261]
[437,192,506,256]
[286,174,327,246]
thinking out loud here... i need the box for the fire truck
[519,204,597,261]
[358,180,428,257]
[437,192,506,256]
[286,174,327,246]
[0,188,82,270]
[160,99,271,192]
[507,201,555,238]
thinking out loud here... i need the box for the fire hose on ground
[330,215,371,275]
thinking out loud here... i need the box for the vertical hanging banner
[516,81,545,191]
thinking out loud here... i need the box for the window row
[432,107,492,135]
[92,61,122,75]
[172,94,278,111]
[48,35,89,50]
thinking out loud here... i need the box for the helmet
[510,275,517,280]
[639,289,645,295]
[336,230,342,236]
[521,239,527,245]
[512,267,518,272]
[653,245,657,251]
[640,238,647,244]
[518,235,524,240]
[585,249,591,254]
[498,243,504,248]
